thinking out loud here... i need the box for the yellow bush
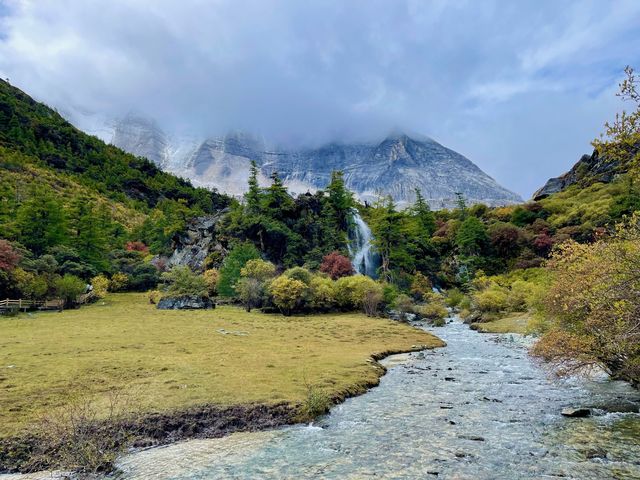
[309,276,337,310]
[91,275,110,298]
[269,275,307,315]
[240,259,276,281]
[473,286,508,313]
[203,268,220,296]
[148,290,162,304]
[109,272,129,292]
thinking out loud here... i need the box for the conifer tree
[16,187,67,255]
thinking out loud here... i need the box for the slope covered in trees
[0,80,230,300]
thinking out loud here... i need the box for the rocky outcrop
[533,143,639,200]
[167,211,228,272]
[96,117,523,208]
[156,295,215,310]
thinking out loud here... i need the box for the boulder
[156,295,215,310]
[561,407,591,418]
[167,211,228,272]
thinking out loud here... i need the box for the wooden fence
[0,291,96,312]
[0,298,64,312]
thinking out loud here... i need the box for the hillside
[0,80,228,212]
[0,80,230,298]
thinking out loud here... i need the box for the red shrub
[125,241,149,253]
[320,251,354,280]
[532,233,554,255]
[0,240,21,272]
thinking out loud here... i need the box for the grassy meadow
[0,293,443,437]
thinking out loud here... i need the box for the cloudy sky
[1,0,639,198]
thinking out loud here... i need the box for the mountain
[73,115,523,209]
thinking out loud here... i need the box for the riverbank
[112,317,640,479]
[0,293,443,473]
[470,313,532,334]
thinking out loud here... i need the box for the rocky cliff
[74,115,523,209]
[532,144,639,200]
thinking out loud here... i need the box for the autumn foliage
[532,215,640,386]
[319,251,354,280]
[0,240,21,272]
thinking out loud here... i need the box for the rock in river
[561,407,591,417]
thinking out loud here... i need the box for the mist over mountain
[71,113,522,208]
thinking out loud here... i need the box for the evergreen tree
[245,160,262,213]
[326,171,354,230]
[411,188,436,236]
[456,216,489,256]
[263,171,294,221]
[454,192,467,220]
[69,197,109,271]
[370,196,404,282]
[16,187,67,255]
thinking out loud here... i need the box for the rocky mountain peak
[71,114,523,209]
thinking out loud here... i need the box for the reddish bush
[0,240,21,271]
[489,223,521,257]
[319,251,354,280]
[125,241,149,254]
[532,233,554,255]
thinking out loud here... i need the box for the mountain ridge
[69,113,523,209]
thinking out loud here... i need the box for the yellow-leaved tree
[532,214,640,386]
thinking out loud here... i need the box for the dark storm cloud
[1,0,639,196]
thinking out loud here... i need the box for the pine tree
[16,187,67,255]
[69,197,108,271]
[263,171,294,221]
[326,170,354,231]
[245,160,262,212]
[370,196,403,282]
[411,188,436,236]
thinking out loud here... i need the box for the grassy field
[471,313,531,334]
[0,293,443,437]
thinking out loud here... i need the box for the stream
[114,318,640,479]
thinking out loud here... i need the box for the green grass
[471,313,531,334]
[0,293,443,436]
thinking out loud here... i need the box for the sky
[1,0,639,198]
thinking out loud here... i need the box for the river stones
[561,407,591,417]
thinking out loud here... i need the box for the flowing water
[115,319,640,480]
[347,212,380,278]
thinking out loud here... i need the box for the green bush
[309,275,337,311]
[393,294,414,313]
[160,266,208,297]
[473,286,508,313]
[217,242,260,297]
[444,288,464,308]
[300,384,331,420]
[283,266,313,285]
[55,274,86,307]
[416,293,448,321]
[240,259,276,281]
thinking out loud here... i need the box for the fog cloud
[1,0,639,196]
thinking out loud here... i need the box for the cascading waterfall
[348,211,380,278]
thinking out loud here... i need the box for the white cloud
[0,0,639,197]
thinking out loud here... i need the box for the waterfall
[348,211,380,278]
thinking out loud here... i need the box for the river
[114,318,640,479]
